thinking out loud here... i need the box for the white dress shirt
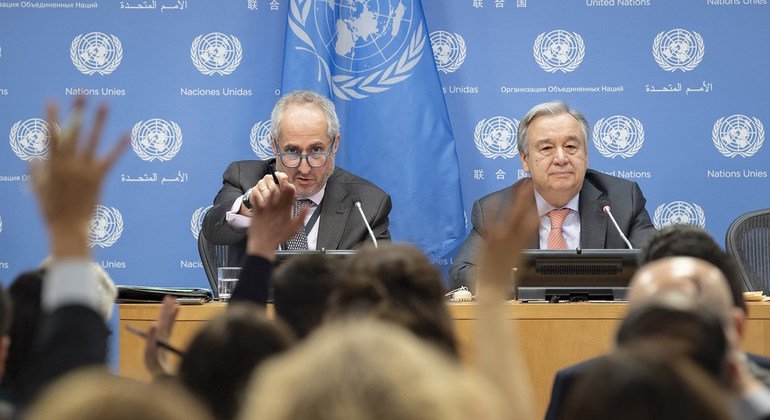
[535,190,581,250]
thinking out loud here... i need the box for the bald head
[628,257,734,325]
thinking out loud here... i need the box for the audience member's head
[241,320,504,420]
[639,224,746,312]
[629,251,765,400]
[25,369,212,420]
[615,298,728,383]
[327,245,458,356]
[178,303,293,420]
[272,253,342,339]
[563,348,730,420]
[2,270,43,392]
[628,257,734,328]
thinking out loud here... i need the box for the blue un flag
[281,0,466,261]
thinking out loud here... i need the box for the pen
[125,325,185,357]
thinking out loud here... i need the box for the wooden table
[119,301,770,418]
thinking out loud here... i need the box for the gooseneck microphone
[351,195,378,249]
[602,205,633,249]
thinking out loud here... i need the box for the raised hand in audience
[245,171,308,260]
[20,98,128,407]
[474,180,539,420]
[31,97,129,259]
[143,295,180,378]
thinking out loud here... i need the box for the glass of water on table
[217,267,240,301]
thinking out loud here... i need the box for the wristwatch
[241,189,253,210]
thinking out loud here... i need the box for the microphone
[351,195,378,249]
[602,205,633,249]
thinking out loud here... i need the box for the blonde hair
[240,320,504,420]
[26,369,213,420]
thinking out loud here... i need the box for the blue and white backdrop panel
[1,0,768,288]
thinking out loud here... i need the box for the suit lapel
[316,170,350,250]
[579,178,609,249]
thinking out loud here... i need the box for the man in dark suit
[449,102,655,290]
[202,90,391,263]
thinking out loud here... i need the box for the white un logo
[652,29,704,72]
[70,32,123,76]
[474,116,520,159]
[592,116,645,159]
[533,29,585,73]
[712,115,764,158]
[430,31,466,74]
[131,119,183,162]
[89,205,124,248]
[0,214,3,236]
[250,120,273,160]
[9,118,59,161]
[654,201,706,229]
[191,205,212,240]
[191,33,243,76]
[288,0,423,100]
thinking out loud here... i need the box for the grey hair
[516,101,589,156]
[271,90,340,143]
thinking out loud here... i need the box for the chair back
[725,208,770,292]
[198,231,235,299]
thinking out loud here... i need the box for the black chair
[725,208,770,292]
[198,231,237,299]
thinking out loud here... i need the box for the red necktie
[547,208,570,250]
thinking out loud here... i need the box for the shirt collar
[303,186,326,207]
[534,189,580,218]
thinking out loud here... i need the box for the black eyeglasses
[275,138,336,168]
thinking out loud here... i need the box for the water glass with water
[217,267,240,301]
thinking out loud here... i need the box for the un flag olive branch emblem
[654,201,706,229]
[9,118,60,161]
[430,31,466,74]
[474,116,520,159]
[712,115,764,158]
[652,29,704,72]
[70,32,123,76]
[288,0,425,100]
[89,205,124,248]
[250,121,274,160]
[592,116,645,159]
[533,30,585,73]
[190,33,243,76]
[131,119,183,162]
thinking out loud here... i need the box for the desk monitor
[514,249,641,302]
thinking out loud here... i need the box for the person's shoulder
[557,355,605,378]
[331,167,389,197]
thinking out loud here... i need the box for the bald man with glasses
[202,90,391,262]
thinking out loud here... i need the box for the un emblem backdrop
[1,1,769,292]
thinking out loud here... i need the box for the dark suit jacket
[545,352,770,420]
[449,169,656,289]
[201,159,392,264]
[19,306,108,408]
